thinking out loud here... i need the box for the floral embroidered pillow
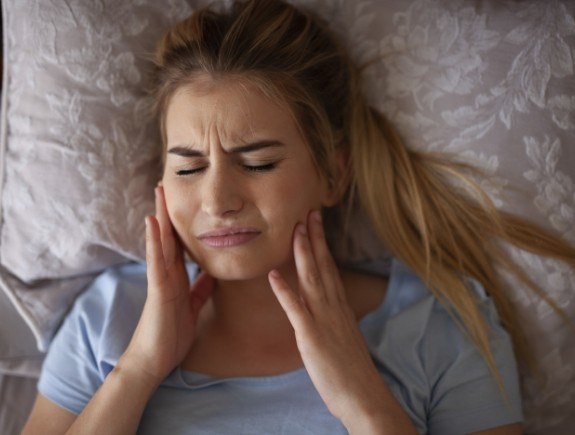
[0,0,197,355]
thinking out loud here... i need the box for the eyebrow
[167,140,285,157]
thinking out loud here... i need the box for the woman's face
[162,78,333,280]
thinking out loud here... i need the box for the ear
[322,148,351,207]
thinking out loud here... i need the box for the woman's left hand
[268,210,402,432]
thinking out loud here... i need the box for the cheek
[162,183,195,235]
[166,192,204,261]
[264,170,324,229]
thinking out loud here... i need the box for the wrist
[340,377,418,435]
[342,404,417,435]
[340,400,386,435]
[115,353,165,394]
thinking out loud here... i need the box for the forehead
[164,77,300,148]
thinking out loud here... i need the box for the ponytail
[346,73,575,383]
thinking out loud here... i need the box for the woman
[23,0,574,433]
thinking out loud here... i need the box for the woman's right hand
[123,185,214,386]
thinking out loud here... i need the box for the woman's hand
[268,210,417,434]
[124,186,214,386]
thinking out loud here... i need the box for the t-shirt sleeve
[423,284,523,434]
[37,264,147,415]
[366,264,523,435]
[37,286,107,415]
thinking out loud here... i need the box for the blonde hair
[153,0,575,384]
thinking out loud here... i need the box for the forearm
[341,376,418,435]
[66,355,160,435]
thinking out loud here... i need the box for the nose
[200,164,244,217]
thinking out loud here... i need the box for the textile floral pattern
[0,0,573,433]
[524,135,575,239]
[1,0,195,348]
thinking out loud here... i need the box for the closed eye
[175,162,277,176]
[243,163,276,172]
[176,167,207,176]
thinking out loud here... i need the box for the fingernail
[312,210,322,223]
[298,223,307,236]
[269,269,281,279]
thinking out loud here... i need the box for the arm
[22,362,158,435]
[22,187,214,434]
[22,395,76,435]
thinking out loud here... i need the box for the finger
[155,185,180,269]
[268,269,313,332]
[307,210,345,302]
[145,215,168,292]
[189,272,215,317]
[293,221,327,305]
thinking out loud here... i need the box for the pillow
[0,0,574,433]
[0,0,198,355]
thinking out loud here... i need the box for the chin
[191,253,268,281]
[201,263,268,281]
[192,249,291,282]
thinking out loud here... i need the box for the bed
[1,0,574,434]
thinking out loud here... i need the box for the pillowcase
[0,0,198,356]
[0,0,574,433]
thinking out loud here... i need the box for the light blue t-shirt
[38,260,523,434]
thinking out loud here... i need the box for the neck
[183,262,304,377]
[205,262,300,344]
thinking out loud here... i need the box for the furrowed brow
[167,146,204,157]
[167,140,285,157]
[229,140,285,154]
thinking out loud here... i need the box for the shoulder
[360,259,523,434]
[69,262,149,357]
[384,261,516,372]
[76,262,149,316]
[361,259,513,352]
[48,260,200,367]
[46,261,152,365]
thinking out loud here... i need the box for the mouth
[197,227,261,248]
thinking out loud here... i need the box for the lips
[197,227,261,248]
